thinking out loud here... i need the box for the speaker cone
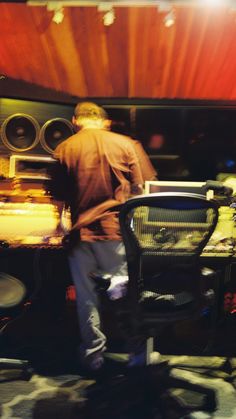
[0,272,26,308]
[40,118,74,154]
[1,113,40,152]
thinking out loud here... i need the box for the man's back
[53,128,143,240]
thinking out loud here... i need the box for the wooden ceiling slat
[1,5,35,82]
[228,36,236,99]
[2,3,236,99]
[216,35,236,99]
[180,8,209,98]
[159,15,177,98]
[105,8,128,96]
[151,15,168,98]
[70,8,113,96]
[95,9,114,96]
[26,7,58,87]
[191,9,228,98]
[144,11,163,98]
[140,9,163,98]
[164,8,193,98]
[70,8,93,95]
[39,7,88,95]
[82,7,112,96]
[128,7,138,97]
[128,8,152,97]
[30,7,63,92]
[203,15,235,99]
[209,13,236,99]
[136,9,156,96]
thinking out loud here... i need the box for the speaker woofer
[1,113,40,152]
[0,272,26,308]
[40,118,74,154]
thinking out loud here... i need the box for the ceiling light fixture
[28,1,173,6]
[52,8,64,24]
[47,2,64,24]
[103,8,115,25]
[27,1,236,8]
[164,9,175,27]
[158,0,172,12]
[98,2,116,26]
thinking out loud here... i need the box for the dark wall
[2,96,236,181]
[103,105,236,182]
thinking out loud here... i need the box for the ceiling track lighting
[157,0,175,27]
[97,3,116,26]
[158,1,172,12]
[27,0,236,10]
[46,2,65,24]
[53,8,64,24]
[163,9,175,27]
[103,9,115,26]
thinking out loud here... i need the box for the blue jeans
[68,241,127,359]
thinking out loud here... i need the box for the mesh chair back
[119,193,218,316]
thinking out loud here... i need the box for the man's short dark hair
[74,102,107,120]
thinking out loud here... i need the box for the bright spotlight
[52,7,64,24]
[164,10,175,27]
[46,2,64,24]
[103,9,115,26]
[98,3,116,26]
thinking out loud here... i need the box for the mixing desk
[0,179,70,248]
[0,178,235,255]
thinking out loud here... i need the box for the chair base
[86,358,217,418]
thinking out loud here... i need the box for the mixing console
[0,179,70,248]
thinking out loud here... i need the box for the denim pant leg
[68,242,107,358]
[68,240,128,359]
[91,241,128,277]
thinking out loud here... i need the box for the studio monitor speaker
[0,113,40,152]
[40,118,74,154]
[0,98,74,156]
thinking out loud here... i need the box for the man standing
[49,102,143,371]
[104,118,158,181]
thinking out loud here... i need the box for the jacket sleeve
[133,140,158,181]
[126,142,144,189]
[47,158,70,202]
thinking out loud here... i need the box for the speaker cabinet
[0,98,74,156]
[0,248,71,322]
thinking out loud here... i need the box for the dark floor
[1,298,236,419]
[2,296,236,366]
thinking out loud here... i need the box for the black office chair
[117,192,219,412]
